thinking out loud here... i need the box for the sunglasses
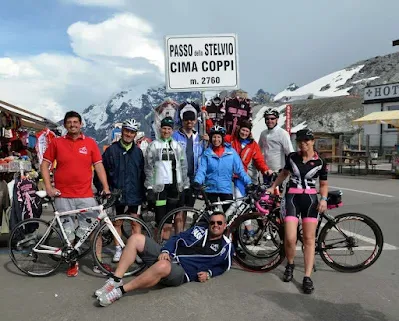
[210,220,223,226]
[265,117,277,121]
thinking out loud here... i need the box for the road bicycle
[155,185,273,248]
[8,190,152,277]
[228,189,384,273]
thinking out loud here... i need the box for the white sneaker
[112,246,123,263]
[98,287,123,307]
[95,277,123,297]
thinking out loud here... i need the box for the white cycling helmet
[122,118,140,132]
[263,108,279,118]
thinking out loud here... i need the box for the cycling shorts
[283,193,319,223]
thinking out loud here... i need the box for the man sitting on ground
[94,212,234,307]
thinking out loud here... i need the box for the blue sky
[0,0,399,121]
[0,0,110,56]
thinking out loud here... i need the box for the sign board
[164,34,239,92]
[285,104,292,135]
[363,83,399,102]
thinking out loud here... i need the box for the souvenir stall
[0,100,59,236]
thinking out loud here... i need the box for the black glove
[245,184,256,194]
[146,189,156,202]
[191,182,202,191]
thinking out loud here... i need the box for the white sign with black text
[364,83,399,101]
[164,34,239,92]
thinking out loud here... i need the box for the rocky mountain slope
[82,52,399,144]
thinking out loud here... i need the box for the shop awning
[352,110,399,127]
[0,99,59,130]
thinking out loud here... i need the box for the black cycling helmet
[209,125,226,137]
[296,129,315,141]
[263,108,279,118]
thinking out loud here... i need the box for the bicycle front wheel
[91,215,152,277]
[8,218,65,277]
[157,207,205,244]
[227,212,285,273]
[318,213,384,272]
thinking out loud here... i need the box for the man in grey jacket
[259,108,294,172]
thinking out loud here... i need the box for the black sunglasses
[210,220,223,226]
[265,117,277,121]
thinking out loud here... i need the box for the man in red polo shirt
[40,111,111,277]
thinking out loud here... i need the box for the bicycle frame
[195,189,253,227]
[32,204,125,257]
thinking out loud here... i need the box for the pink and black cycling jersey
[284,152,328,194]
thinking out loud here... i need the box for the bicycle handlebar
[101,190,122,209]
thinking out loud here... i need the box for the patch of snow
[83,103,108,130]
[108,84,149,113]
[351,76,380,84]
[273,65,364,102]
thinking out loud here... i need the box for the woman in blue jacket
[193,125,251,212]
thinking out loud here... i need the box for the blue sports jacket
[172,128,204,179]
[161,226,234,282]
[194,143,251,194]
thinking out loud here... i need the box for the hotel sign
[364,83,399,101]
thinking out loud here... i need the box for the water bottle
[225,200,242,219]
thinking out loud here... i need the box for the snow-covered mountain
[273,52,399,103]
[81,85,202,144]
[82,52,399,144]
[251,52,399,135]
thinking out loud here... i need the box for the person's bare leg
[302,221,317,277]
[174,212,186,234]
[114,234,146,278]
[131,213,142,234]
[161,223,172,240]
[122,260,171,292]
[284,220,298,264]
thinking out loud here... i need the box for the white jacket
[258,125,294,172]
[144,138,189,193]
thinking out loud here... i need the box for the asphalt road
[1,174,398,321]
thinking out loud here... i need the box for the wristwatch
[320,196,328,201]
[206,272,211,280]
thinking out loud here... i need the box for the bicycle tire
[8,218,65,277]
[227,212,285,273]
[91,215,152,277]
[156,207,206,244]
[236,213,281,259]
[318,212,384,272]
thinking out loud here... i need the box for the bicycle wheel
[92,215,152,277]
[318,213,384,272]
[8,218,65,277]
[227,212,285,272]
[157,207,205,244]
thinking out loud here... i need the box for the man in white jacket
[258,108,294,173]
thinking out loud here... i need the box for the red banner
[285,104,292,135]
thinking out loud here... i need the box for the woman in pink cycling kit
[267,129,328,294]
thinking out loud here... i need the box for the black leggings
[206,193,233,213]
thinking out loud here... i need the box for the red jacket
[225,134,269,173]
